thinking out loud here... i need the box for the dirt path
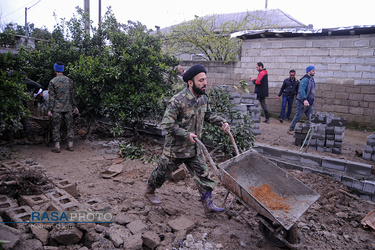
[255,117,372,164]
[1,122,375,249]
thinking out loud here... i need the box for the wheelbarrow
[194,129,320,248]
[31,116,51,145]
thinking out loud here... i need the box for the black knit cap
[183,64,207,83]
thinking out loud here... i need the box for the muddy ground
[1,117,375,249]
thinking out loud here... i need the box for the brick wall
[181,33,375,127]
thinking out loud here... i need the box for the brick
[322,158,346,171]
[0,195,18,216]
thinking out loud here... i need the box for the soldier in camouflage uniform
[48,61,79,153]
[145,64,230,213]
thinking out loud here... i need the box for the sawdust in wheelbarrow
[249,184,291,213]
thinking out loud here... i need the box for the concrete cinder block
[19,194,49,209]
[363,151,372,161]
[56,179,78,198]
[281,150,302,162]
[334,141,342,148]
[326,134,335,140]
[322,158,346,171]
[45,188,81,211]
[364,144,373,153]
[334,126,345,135]
[332,148,342,154]
[351,180,364,191]
[327,117,347,127]
[0,195,18,216]
[335,133,345,142]
[341,176,354,188]
[3,205,33,231]
[300,152,322,166]
[363,181,375,193]
[326,140,335,148]
[346,161,373,175]
[366,134,375,146]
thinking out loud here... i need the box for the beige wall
[181,33,375,127]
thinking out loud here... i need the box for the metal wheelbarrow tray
[218,149,320,231]
[195,134,320,248]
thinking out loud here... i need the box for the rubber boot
[200,191,225,213]
[67,141,74,151]
[145,185,161,205]
[51,142,60,153]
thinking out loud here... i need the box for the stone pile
[363,134,375,162]
[225,85,261,135]
[294,112,346,154]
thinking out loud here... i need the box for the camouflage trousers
[51,111,74,142]
[147,153,216,194]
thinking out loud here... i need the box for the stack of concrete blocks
[363,134,375,162]
[224,85,261,135]
[294,112,346,154]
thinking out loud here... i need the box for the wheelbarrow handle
[221,122,240,156]
[193,137,221,178]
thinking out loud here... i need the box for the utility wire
[2,0,39,18]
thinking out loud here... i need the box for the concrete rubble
[0,159,224,250]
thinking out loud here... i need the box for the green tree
[0,52,30,138]
[162,12,272,63]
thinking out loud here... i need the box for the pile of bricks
[226,85,261,135]
[294,112,346,154]
[363,134,375,162]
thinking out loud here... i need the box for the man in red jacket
[250,62,269,123]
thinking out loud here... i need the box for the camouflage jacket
[162,87,226,158]
[48,74,77,112]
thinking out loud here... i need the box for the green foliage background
[0,7,179,138]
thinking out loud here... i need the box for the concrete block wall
[363,134,375,162]
[181,33,375,127]
[254,143,375,201]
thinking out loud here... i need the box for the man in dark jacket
[250,62,269,123]
[276,70,300,123]
[288,66,316,133]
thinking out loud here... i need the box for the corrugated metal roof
[231,25,375,39]
[153,9,306,35]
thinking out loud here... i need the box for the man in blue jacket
[288,66,316,133]
[276,70,299,123]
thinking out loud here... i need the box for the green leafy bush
[203,86,255,157]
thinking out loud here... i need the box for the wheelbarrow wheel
[258,216,299,248]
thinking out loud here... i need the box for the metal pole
[265,0,268,9]
[98,0,101,26]
[84,0,90,35]
[25,7,28,37]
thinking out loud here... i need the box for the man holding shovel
[145,64,230,213]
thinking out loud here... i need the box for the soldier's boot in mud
[51,142,60,153]
[145,184,161,205]
[67,141,74,151]
[200,191,225,213]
